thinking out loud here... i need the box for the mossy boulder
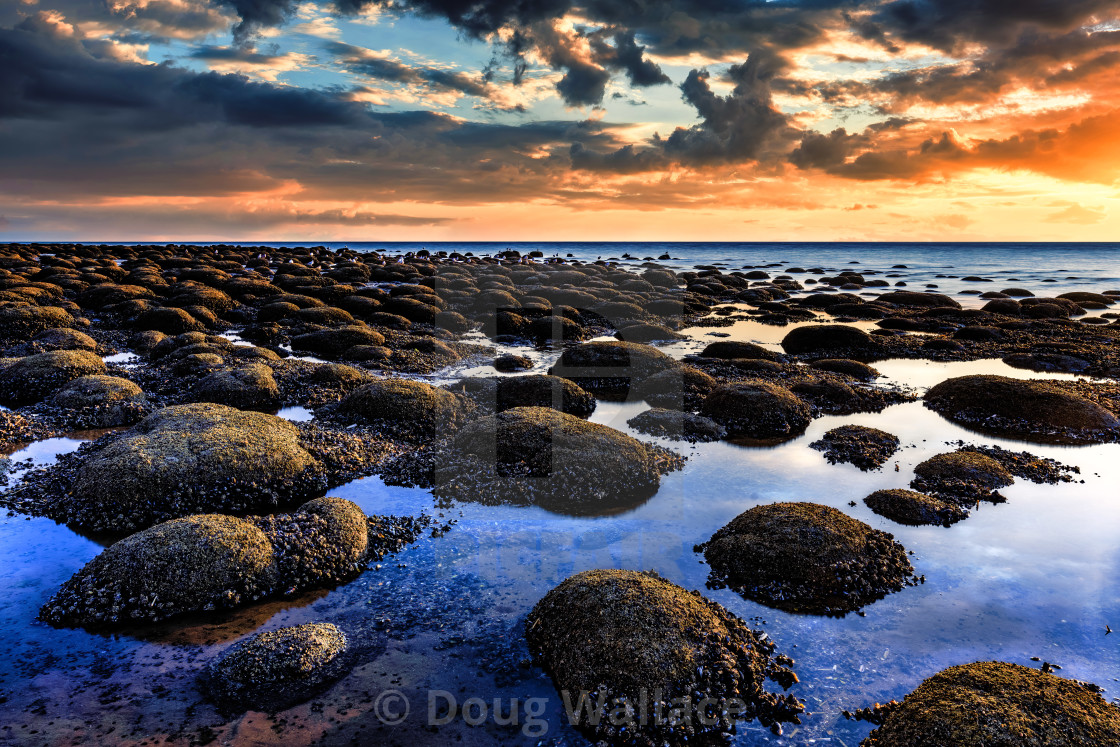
[810,425,900,471]
[615,322,685,343]
[30,328,97,352]
[526,569,804,745]
[40,514,276,626]
[290,325,386,359]
[809,359,880,381]
[48,375,149,427]
[861,662,1120,746]
[454,375,596,418]
[549,341,682,400]
[633,366,719,410]
[864,489,970,527]
[910,451,1014,502]
[328,378,474,441]
[201,623,353,714]
[626,408,726,442]
[780,324,879,358]
[876,291,961,309]
[700,502,917,615]
[191,364,281,411]
[925,375,1120,444]
[39,497,384,627]
[40,404,337,533]
[431,407,681,513]
[0,349,106,405]
[134,306,206,334]
[700,382,811,440]
[493,353,532,372]
[699,340,777,360]
[0,305,76,340]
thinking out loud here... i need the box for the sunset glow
[3,0,1120,240]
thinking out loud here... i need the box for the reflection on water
[2,308,1120,745]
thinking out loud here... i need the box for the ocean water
[2,244,1120,746]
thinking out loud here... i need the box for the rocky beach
[0,241,1119,745]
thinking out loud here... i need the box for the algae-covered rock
[781,324,879,358]
[626,408,726,442]
[549,341,681,400]
[632,366,718,411]
[910,451,1014,502]
[290,325,386,359]
[864,489,969,527]
[32,404,337,533]
[700,502,917,615]
[861,662,1120,746]
[39,514,276,626]
[700,382,811,440]
[201,623,352,714]
[38,497,410,627]
[526,569,804,745]
[453,375,596,418]
[431,407,680,513]
[925,375,1120,444]
[0,349,106,405]
[48,375,149,427]
[810,425,900,471]
[190,364,281,411]
[0,305,76,340]
[328,378,474,441]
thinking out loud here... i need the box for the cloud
[327,41,492,98]
[1044,203,1108,224]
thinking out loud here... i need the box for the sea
[2,242,1119,745]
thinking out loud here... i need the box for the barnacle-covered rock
[7,404,393,534]
[451,374,596,418]
[526,569,804,746]
[325,378,474,442]
[201,623,352,714]
[0,349,106,405]
[0,305,77,340]
[910,451,1014,503]
[626,408,726,442]
[548,341,682,400]
[39,514,276,626]
[700,502,918,615]
[781,324,879,358]
[47,375,149,427]
[700,382,811,440]
[632,366,718,411]
[39,497,420,627]
[925,375,1120,444]
[861,662,1120,746]
[190,364,281,411]
[864,489,970,527]
[810,425,900,471]
[430,407,681,513]
[290,325,386,359]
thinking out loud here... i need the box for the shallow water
[2,257,1120,746]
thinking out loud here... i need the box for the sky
[2,0,1120,242]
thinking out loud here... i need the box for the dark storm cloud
[0,13,654,208]
[663,52,794,164]
[867,0,1120,53]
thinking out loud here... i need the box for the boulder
[191,364,281,411]
[861,662,1120,746]
[328,378,473,441]
[526,570,803,745]
[549,341,681,400]
[700,382,811,440]
[864,489,970,527]
[0,349,106,405]
[626,408,725,442]
[780,324,879,358]
[925,375,1120,444]
[48,375,148,427]
[201,623,352,714]
[700,502,917,615]
[430,407,680,513]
